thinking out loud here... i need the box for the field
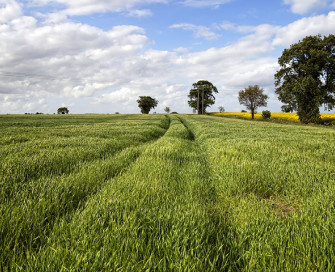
[212,112,335,124]
[1,114,335,271]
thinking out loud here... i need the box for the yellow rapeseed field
[212,112,335,123]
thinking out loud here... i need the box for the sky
[0,0,335,114]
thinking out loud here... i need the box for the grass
[1,114,334,271]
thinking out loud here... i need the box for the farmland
[1,114,335,271]
[212,112,335,124]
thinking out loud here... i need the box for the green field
[1,114,334,271]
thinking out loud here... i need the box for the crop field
[212,112,335,124]
[1,114,335,271]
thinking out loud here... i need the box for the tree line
[138,34,334,124]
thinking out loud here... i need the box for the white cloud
[181,0,231,8]
[273,11,335,46]
[0,0,22,23]
[170,23,220,40]
[127,9,153,17]
[218,21,236,31]
[283,0,332,14]
[0,19,149,99]
[1,6,335,113]
[29,0,167,20]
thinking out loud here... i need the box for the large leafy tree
[188,80,218,114]
[57,107,69,114]
[238,85,268,119]
[275,34,335,123]
[137,96,158,114]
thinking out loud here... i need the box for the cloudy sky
[0,0,334,114]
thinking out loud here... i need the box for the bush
[262,110,271,119]
[241,110,247,113]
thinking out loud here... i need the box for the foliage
[164,107,171,114]
[281,105,294,113]
[275,34,335,123]
[57,107,69,114]
[218,106,225,113]
[188,80,218,114]
[262,110,271,119]
[238,85,268,119]
[241,110,247,112]
[137,96,158,114]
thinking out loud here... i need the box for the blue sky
[0,0,335,114]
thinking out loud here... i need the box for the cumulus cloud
[0,0,22,23]
[170,23,220,40]
[1,3,335,113]
[0,18,149,98]
[283,0,332,14]
[273,11,335,46]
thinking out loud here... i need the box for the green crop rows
[1,114,334,271]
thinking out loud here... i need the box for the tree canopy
[137,96,158,114]
[238,85,268,119]
[218,106,225,113]
[188,80,218,114]
[275,34,335,123]
[57,107,69,114]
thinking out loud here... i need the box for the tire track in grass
[0,115,170,200]
[29,115,237,271]
[0,116,171,270]
[176,116,195,141]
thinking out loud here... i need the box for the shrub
[262,110,271,119]
[241,110,247,113]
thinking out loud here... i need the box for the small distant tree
[57,107,69,114]
[188,80,218,114]
[238,85,268,119]
[164,107,171,114]
[262,110,271,119]
[137,96,158,114]
[218,106,225,113]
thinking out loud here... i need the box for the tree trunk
[251,109,255,119]
[197,90,200,115]
[202,88,205,115]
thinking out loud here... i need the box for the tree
[218,106,225,113]
[57,107,69,114]
[281,105,294,113]
[238,85,268,119]
[188,80,218,114]
[275,34,335,123]
[137,96,158,114]
[164,107,171,114]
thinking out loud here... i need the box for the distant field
[1,114,334,271]
[212,112,335,124]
